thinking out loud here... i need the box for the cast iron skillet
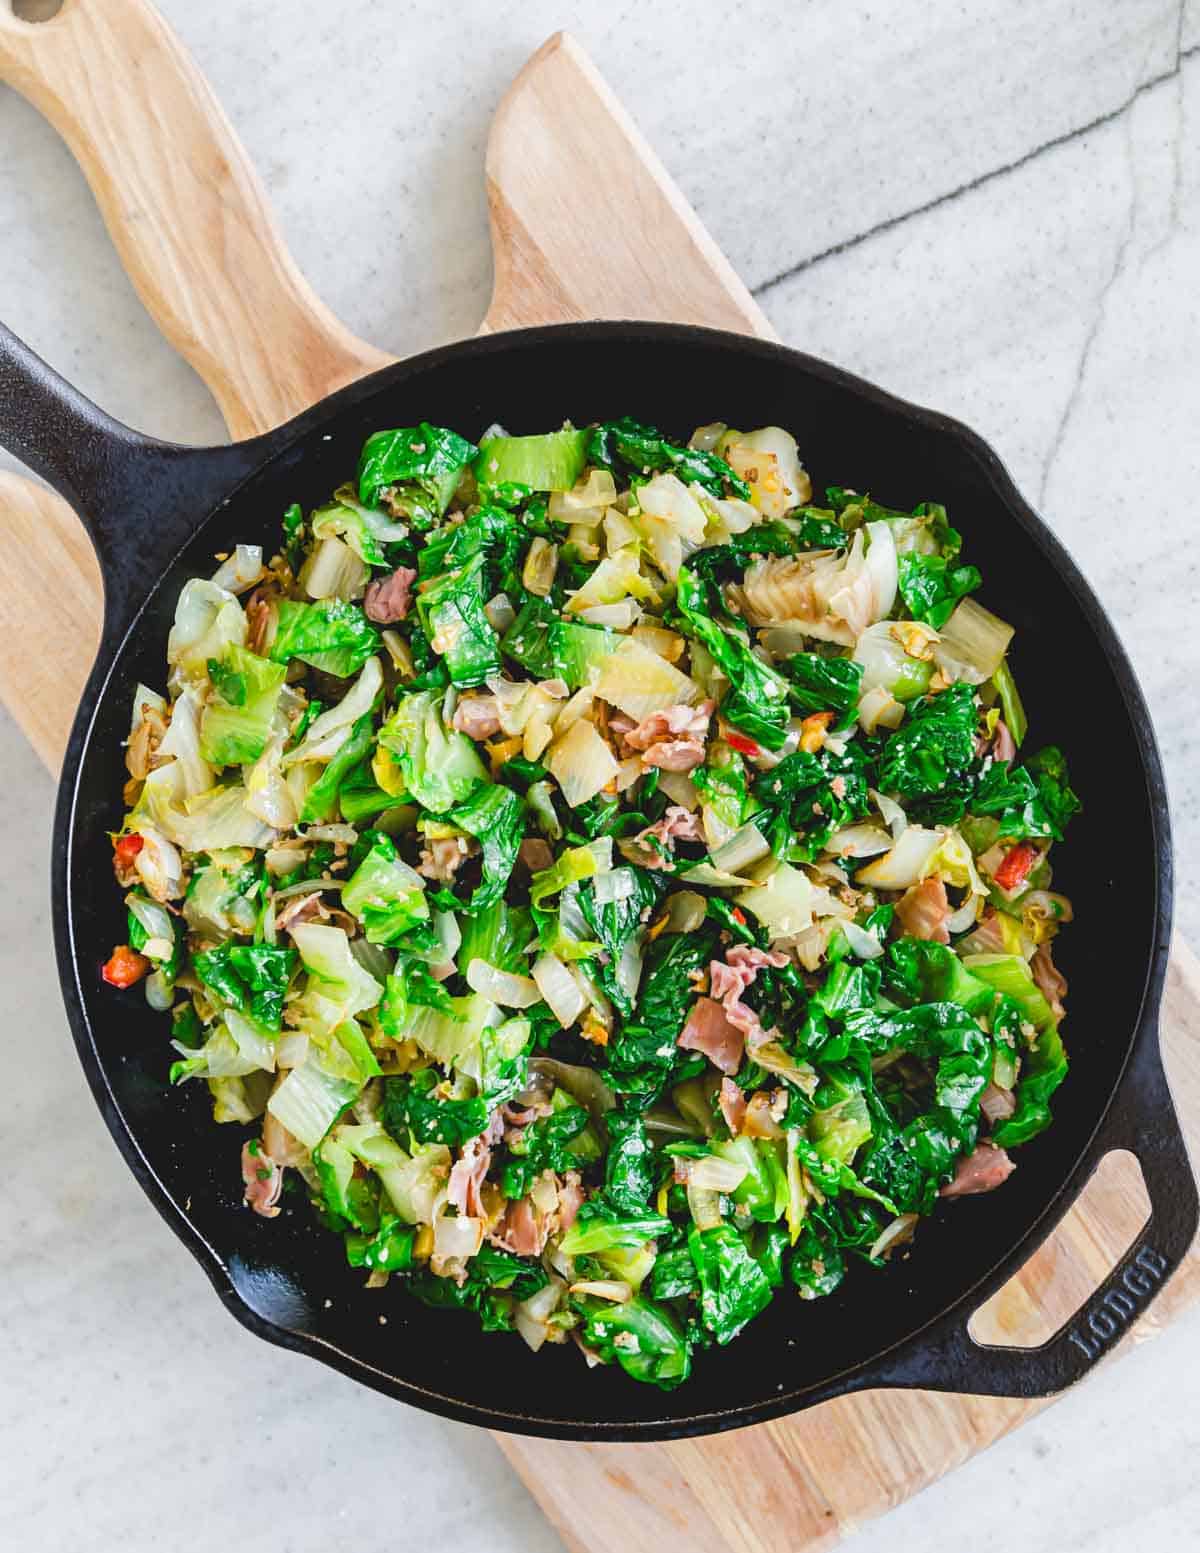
[0,319,1194,1440]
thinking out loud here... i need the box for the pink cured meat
[677,995,745,1076]
[364,566,417,624]
[941,1142,1015,1198]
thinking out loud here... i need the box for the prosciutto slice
[678,996,745,1076]
[241,1141,283,1218]
[894,877,951,943]
[941,1142,1015,1198]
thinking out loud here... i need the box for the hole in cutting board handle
[968,1149,1151,1349]
[11,0,64,21]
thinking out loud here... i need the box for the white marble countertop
[1,2,1198,1549]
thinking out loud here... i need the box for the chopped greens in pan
[105,417,1078,1389]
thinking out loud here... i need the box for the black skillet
[0,318,1194,1440]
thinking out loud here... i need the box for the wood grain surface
[0,8,1195,1550]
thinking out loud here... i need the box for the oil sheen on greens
[109,414,1078,1391]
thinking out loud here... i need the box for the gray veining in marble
[1,3,1198,1550]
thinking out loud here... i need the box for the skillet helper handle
[0,0,389,439]
[876,1023,1198,1400]
[0,319,266,635]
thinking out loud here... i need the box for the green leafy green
[782,652,864,728]
[416,553,501,687]
[200,644,287,766]
[992,1024,1068,1147]
[601,929,716,1097]
[445,782,524,913]
[270,598,380,678]
[576,1294,692,1388]
[476,428,588,492]
[341,832,430,943]
[578,866,663,1016]
[688,1223,774,1344]
[357,423,477,518]
[971,745,1080,842]
[559,1200,673,1256]
[675,563,791,748]
[604,1103,656,1213]
[879,682,979,822]
[382,1068,491,1148]
[378,690,487,813]
[898,553,982,629]
[587,416,748,500]
[752,740,871,857]
[300,711,376,825]
[409,1243,549,1325]
[501,1100,591,1200]
[193,940,296,1031]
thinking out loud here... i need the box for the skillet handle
[862,1019,1198,1400]
[0,320,267,637]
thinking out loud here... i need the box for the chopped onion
[688,1154,749,1193]
[569,961,613,1028]
[283,657,383,767]
[432,909,462,968]
[275,1032,309,1069]
[825,822,893,859]
[946,894,982,935]
[934,598,1014,685]
[858,685,905,734]
[133,824,184,903]
[350,937,393,983]
[300,535,369,601]
[869,1213,919,1261]
[656,768,700,810]
[266,843,308,875]
[871,788,909,839]
[298,823,359,845]
[530,1173,561,1215]
[614,933,645,1008]
[686,1183,724,1231]
[381,629,414,677]
[550,467,618,515]
[790,920,838,972]
[547,720,619,808]
[271,877,343,900]
[855,826,943,889]
[528,1057,616,1119]
[466,958,541,1008]
[522,537,558,597]
[210,543,265,595]
[841,919,885,960]
[735,859,814,937]
[689,421,726,453]
[709,822,771,876]
[568,1280,632,1303]
[577,601,641,628]
[593,636,700,721]
[433,1213,484,1264]
[532,953,587,1027]
[645,1104,705,1137]
[144,970,173,1012]
[515,1276,565,1353]
[484,592,516,633]
[752,1042,819,1093]
[662,891,708,936]
[594,867,636,906]
[681,862,764,889]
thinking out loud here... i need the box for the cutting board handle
[0,0,389,438]
[481,33,775,340]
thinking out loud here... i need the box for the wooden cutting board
[1,6,1197,1548]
